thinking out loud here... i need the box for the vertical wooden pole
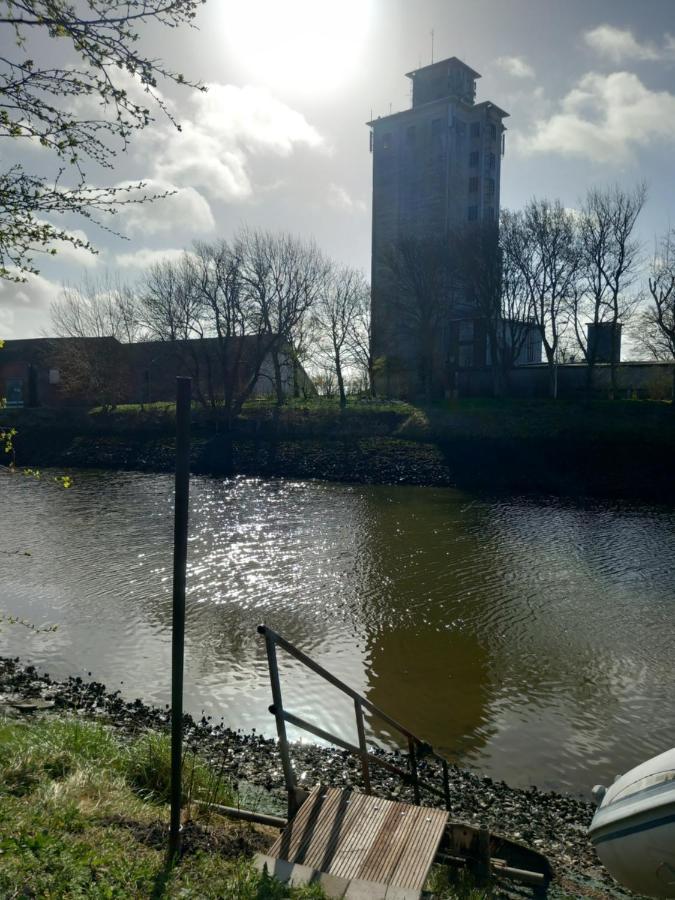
[169,377,191,860]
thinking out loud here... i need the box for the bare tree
[501,200,580,399]
[49,274,144,408]
[383,235,455,401]
[573,183,646,394]
[51,274,143,343]
[636,229,675,401]
[314,265,366,407]
[0,1,204,279]
[347,282,375,397]
[240,229,326,405]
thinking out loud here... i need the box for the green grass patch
[0,716,323,898]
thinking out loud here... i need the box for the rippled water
[1,470,674,793]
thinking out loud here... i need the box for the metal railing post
[354,699,371,794]
[408,737,420,805]
[259,626,299,818]
[442,759,451,812]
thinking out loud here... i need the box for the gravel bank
[0,657,635,898]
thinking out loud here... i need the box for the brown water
[1,470,674,793]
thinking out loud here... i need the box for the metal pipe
[169,377,192,860]
[354,699,371,794]
[408,737,420,805]
[273,706,446,801]
[264,633,298,817]
[258,625,435,750]
[193,800,287,829]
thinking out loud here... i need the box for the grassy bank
[0,716,321,898]
[0,715,487,899]
[4,396,675,498]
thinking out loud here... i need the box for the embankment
[3,398,675,499]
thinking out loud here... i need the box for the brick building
[0,336,313,408]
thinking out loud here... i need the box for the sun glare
[223,0,373,95]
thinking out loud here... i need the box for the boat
[589,748,675,898]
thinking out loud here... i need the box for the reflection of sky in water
[1,471,674,793]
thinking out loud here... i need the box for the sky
[2,0,675,338]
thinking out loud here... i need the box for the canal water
[1,470,673,794]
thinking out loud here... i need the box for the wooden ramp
[257,785,448,898]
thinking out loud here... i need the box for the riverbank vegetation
[3,394,675,499]
[0,715,490,899]
[0,716,321,898]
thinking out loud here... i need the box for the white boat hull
[589,748,675,898]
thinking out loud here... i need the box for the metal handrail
[257,624,452,818]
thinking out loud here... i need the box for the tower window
[470,122,480,138]
[489,152,496,169]
[485,206,495,221]
[486,177,495,196]
[431,118,443,139]
[469,150,479,167]
[382,132,392,150]
[406,125,416,144]
[468,205,478,221]
[488,123,497,140]
[469,176,479,193]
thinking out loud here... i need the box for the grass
[0,716,494,898]
[0,716,325,898]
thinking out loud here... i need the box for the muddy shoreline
[0,656,632,897]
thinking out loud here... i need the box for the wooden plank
[266,787,447,893]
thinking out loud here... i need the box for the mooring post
[169,377,192,860]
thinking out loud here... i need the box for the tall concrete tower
[368,56,509,397]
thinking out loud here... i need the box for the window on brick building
[468,205,478,221]
[382,132,392,150]
[470,122,480,138]
[486,177,495,196]
[488,122,497,140]
[489,152,496,169]
[469,150,479,167]
[468,176,479,193]
[48,368,60,385]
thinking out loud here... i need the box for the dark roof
[1,336,121,362]
[405,56,481,81]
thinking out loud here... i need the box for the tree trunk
[335,349,346,408]
[271,349,284,406]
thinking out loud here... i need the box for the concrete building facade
[368,56,510,397]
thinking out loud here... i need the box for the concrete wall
[457,362,675,400]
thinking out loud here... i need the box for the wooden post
[354,699,371,794]
[169,377,191,860]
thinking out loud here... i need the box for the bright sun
[223,0,373,95]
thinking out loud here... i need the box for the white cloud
[496,56,535,79]
[326,183,366,213]
[0,272,61,338]
[520,71,675,163]
[47,226,99,268]
[584,25,662,63]
[116,247,189,269]
[147,83,324,203]
[115,180,215,235]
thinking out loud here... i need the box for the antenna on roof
[431,28,435,64]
